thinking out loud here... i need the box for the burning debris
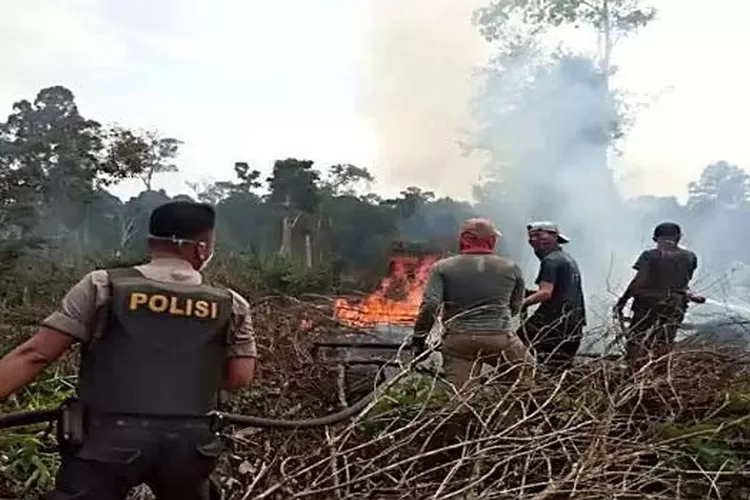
[334,252,441,328]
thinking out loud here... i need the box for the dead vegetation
[212,297,750,499]
[2,275,750,499]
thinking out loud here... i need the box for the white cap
[527,221,569,244]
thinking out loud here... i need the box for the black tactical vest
[77,267,233,416]
[440,254,519,322]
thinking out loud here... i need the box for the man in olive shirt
[0,201,257,500]
[519,222,586,372]
[413,218,534,389]
[615,222,705,364]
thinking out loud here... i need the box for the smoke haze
[361,4,636,289]
[361,2,750,344]
[360,0,489,199]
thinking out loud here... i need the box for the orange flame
[334,254,441,328]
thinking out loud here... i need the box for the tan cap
[460,218,501,238]
[527,220,569,243]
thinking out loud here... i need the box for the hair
[459,217,500,239]
[653,222,682,240]
[148,201,216,241]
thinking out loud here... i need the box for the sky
[1,0,748,204]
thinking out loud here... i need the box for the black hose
[213,384,376,429]
[0,408,60,430]
[0,396,376,433]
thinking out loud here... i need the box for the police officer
[0,201,257,499]
[615,222,705,365]
[413,218,535,390]
[519,221,586,372]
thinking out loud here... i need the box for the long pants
[441,332,535,390]
[46,415,222,500]
[517,316,583,373]
[627,297,687,365]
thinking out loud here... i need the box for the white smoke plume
[359,0,489,199]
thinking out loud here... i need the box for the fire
[334,254,441,328]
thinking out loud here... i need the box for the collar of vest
[147,256,198,270]
[137,257,203,286]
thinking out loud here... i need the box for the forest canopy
[1,84,749,298]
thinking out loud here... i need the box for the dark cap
[149,201,216,241]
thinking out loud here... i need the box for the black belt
[88,412,213,429]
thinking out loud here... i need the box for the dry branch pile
[219,297,750,500]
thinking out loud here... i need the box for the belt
[88,412,212,429]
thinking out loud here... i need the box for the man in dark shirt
[518,221,586,372]
[615,222,705,365]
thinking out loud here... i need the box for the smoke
[360,0,489,199]
[468,48,641,300]
[361,3,640,317]
[361,4,749,338]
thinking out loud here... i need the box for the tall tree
[382,186,436,220]
[266,158,322,213]
[0,86,142,238]
[105,128,181,191]
[473,0,656,85]
[688,161,750,211]
[323,164,374,196]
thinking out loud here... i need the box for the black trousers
[626,297,687,363]
[517,315,583,372]
[46,416,223,500]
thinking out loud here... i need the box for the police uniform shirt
[41,257,257,358]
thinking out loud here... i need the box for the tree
[323,164,374,196]
[266,158,322,213]
[474,0,656,81]
[0,86,143,237]
[186,162,262,206]
[105,128,181,191]
[382,186,436,220]
[687,161,750,210]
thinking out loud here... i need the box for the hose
[0,394,376,433]
[0,344,437,432]
[213,387,375,429]
[0,408,60,429]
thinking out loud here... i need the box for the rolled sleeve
[41,270,109,343]
[227,289,258,358]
